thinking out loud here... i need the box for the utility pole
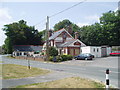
[45,16,49,61]
[118,1,120,11]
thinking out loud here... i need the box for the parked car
[109,51,120,56]
[74,53,94,60]
[85,53,94,58]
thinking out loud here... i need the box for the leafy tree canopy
[2,20,43,54]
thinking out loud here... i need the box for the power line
[50,0,87,18]
[34,18,46,26]
[34,0,86,27]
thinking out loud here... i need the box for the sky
[0,0,119,46]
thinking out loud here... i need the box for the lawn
[0,61,3,63]
[15,77,105,88]
[2,64,50,79]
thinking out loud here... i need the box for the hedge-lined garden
[49,55,73,62]
[48,47,73,62]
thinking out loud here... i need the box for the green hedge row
[49,55,73,62]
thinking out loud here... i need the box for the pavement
[0,55,119,88]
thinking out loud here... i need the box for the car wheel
[85,58,87,60]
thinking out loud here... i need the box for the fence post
[106,69,109,90]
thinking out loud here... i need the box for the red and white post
[106,69,109,90]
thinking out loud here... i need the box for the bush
[49,56,53,61]
[49,47,58,56]
[66,55,73,60]
[49,55,73,62]
[60,55,68,61]
[60,55,73,62]
[56,55,62,62]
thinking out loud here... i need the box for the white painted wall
[81,46,111,58]
[107,47,112,56]
[66,48,68,55]
[81,46,101,58]
[81,46,91,53]
[51,41,53,46]
[90,47,101,57]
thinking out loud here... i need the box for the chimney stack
[75,32,79,39]
[48,29,53,37]
[68,25,73,35]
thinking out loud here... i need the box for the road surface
[0,55,119,88]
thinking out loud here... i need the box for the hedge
[49,55,73,62]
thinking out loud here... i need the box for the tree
[54,19,72,31]
[4,37,13,54]
[99,10,120,46]
[48,47,58,56]
[80,10,120,46]
[3,20,43,54]
[53,19,80,36]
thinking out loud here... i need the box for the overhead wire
[50,0,87,18]
[34,0,86,27]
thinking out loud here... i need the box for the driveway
[60,56,118,68]
[1,55,119,88]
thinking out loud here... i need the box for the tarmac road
[1,55,119,88]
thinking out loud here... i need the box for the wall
[14,56,44,61]
[90,46,101,57]
[81,46,101,58]
[81,46,91,54]
[81,46,111,58]
[107,47,112,56]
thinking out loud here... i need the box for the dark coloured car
[85,53,94,58]
[74,53,93,60]
[109,51,120,56]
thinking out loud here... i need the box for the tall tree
[3,20,43,53]
[53,19,80,37]
[80,10,120,46]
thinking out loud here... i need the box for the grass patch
[0,64,2,79]
[0,61,3,63]
[2,64,50,79]
[15,77,105,88]
[6,56,15,59]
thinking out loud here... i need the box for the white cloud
[77,15,100,27]
[77,22,90,27]
[0,8,13,46]
[85,15,100,23]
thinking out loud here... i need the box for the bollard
[106,69,109,90]
[28,59,30,69]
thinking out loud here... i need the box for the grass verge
[15,77,105,88]
[0,61,3,63]
[2,64,50,79]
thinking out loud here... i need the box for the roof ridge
[54,28,65,32]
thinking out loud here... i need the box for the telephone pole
[118,1,120,11]
[45,16,49,61]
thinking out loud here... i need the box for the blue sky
[0,0,119,46]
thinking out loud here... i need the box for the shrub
[66,55,73,60]
[56,55,62,62]
[49,47,58,56]
[50,55,73,62]
[60,55,68,61]
[49,56,53,61]
[60,55,73,61]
